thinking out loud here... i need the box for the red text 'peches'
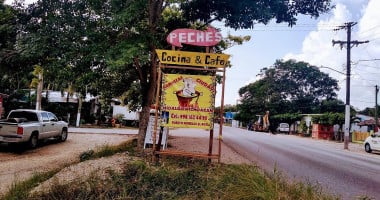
[167,27,222,47]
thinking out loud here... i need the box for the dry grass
[2,142,343,200]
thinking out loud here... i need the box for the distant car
[364,133,380,153]
[277,123,290,134]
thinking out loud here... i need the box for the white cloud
[4,0,35,5]
[284,3,350,70]
[358,0,380,54]
[283,1,380,110]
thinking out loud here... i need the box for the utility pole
[332,22,369,150]
[375,85,379,131]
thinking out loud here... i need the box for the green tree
[237,60,339,123]
[19,0,110,93]
[319,99,345,113]
[0,0,16,64]
[358,106,380,119]
[181,0,333,29]
[0,0,31,92]
[312,112,345,125]
[16,0,126,121]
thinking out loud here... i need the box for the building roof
[357,119,380,126]
[42,91,97,103]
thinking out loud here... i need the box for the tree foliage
[272,113,302,125]
[0,0,31,92]
[237,60,340,123]
[181,0,333,29]
[19,0,115,96]
[358,106,380,118]
[311,112,345,125]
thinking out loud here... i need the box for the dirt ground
[0,133,133,196]
[0,131,249,196]
[167,135,252,164]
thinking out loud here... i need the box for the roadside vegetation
[2,139,340,200]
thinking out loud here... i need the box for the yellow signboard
[156,49,230,68]
[161,74,215,129]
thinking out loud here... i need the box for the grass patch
[3,140,341,200]
[209,164,339,200]
[2,139,137,200]
[27,157,340,200]
[1,170,59,200]
[79,138,137,162]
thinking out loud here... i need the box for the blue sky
[215,0,380,111]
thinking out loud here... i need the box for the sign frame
[152,27,229,163]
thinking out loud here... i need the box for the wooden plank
[156,150,219,159]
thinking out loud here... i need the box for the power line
[318,66,345,75]
[364,36,380,42]
[351,85,376,88]
[220,23,339,32]
[250,29,334,32]
[357,59,380,62]
[351,99,375,104]
[358,24,380,35]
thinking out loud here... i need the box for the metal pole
[375,85,379,131]
[343,23,352,150]
[218,66,226,163]
[153,65,162,158]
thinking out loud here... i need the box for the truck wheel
[59,129,68,142]
[28,134,38,149]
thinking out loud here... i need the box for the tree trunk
[137,105,152,150]
[136,0,164,152]
[76,96,82,127]
[35,73,43,110]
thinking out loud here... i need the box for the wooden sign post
[153,27,229,162]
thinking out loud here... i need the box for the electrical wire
[358,24,380,35]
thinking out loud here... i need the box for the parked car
[277,123,290,134]
[364,132,380,153]
[0,109,68,148]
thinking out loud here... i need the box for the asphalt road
[216,125,380,200]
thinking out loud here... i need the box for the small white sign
[144,116,168,149]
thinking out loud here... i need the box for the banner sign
[167,27,222,47]
[156,49,230,68]
[161,74,215,129]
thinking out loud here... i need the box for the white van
[277,123,290,134]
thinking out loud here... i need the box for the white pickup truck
[0,109,68,148]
